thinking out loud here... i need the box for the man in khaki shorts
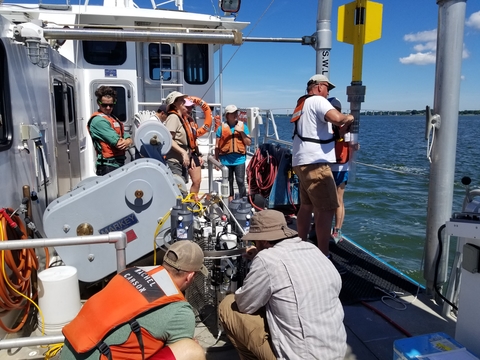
[291,74,354,257]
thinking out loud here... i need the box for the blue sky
[177,0,479,113]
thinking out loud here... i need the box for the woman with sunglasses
[87,85,133,175]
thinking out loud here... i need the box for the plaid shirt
[235,238,346,359]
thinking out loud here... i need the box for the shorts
[149,346,176,360]
[190,152,201,168]
[332,171,348,187]
[293,163,339,211]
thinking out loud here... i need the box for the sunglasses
[99,102,116,108]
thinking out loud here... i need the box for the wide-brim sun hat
[242,210,298,242]
[165,91,188,106]
[308,74,335,91]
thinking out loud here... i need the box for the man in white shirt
[292,75,354,257]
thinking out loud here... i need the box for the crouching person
[219,210,346,360]
[60,241,207,360]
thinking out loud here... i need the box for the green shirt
[89,115,131,167]
[60,301,195,360]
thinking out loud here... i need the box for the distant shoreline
[274,111,480,117]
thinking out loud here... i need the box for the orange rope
[0,209,39,333]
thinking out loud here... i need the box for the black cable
[35,141,49,207]
[434,224,458,311]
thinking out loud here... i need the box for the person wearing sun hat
[163,91,193,185]
[61,240,207,360]
[218,210,346,360]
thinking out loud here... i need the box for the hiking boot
[331,229,343,244]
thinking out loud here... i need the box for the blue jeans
[227,163,246,198]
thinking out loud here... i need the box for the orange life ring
[188,96,212,137]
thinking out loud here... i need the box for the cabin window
[66,84,77,139]
[0,40,12,152]
[53,80,77,144]
[53,80,67,143]
[110,86,127,123]
[183,44,208,85]
[148,43,174,81]
[83,32,127,66]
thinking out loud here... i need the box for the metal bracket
[425,105,441,141]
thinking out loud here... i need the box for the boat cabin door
[50,68,81,196]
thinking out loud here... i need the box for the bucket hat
[242,210,298,242]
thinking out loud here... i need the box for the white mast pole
[424,0,467,293]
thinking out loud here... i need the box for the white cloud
[404,29,437,42]
[400,29,469,65]
[466,11,480,29]
[413,41,436,52]
[399,52,436,65]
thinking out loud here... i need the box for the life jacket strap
[130,319,145,360]
[97,341,112,360]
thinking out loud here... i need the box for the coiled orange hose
[0,208,39,333]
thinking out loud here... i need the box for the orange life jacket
[168,111,197,152]
[290,95,349,164]
[63,266,186,360]
[87,112,125,160]
[218,122,246,155]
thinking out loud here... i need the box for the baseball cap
[163,241,208,276]
[157,104,167,113]
[308,74,335,91]
[165,91,187,106]
[242,210,298,242]
[225,105,238,114]
[184,98,194,107]
[328,97,342,111]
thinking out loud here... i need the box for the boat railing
[0,232,127,348]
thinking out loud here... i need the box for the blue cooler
[393,332,479,359]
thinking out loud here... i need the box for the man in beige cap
[61,241,207,360]
[219,210,346,360]
[291,74,354,259]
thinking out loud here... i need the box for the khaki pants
[218,294,276,360]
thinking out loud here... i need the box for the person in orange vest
[215,105,251,201]
[291,75,353,262]
[183,98,203,199]
[60,241,208,360]
[164,92,195,186]
[87,86,132,175]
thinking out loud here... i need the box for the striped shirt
[235,237,346,359]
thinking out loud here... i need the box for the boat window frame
[148,43,175,81]
[183,43,209,85]
[82,28,127,66]
[0,40,13,152]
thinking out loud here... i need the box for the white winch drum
[37,266,81,335]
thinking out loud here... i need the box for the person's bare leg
[296,204,313,240]
[334,183,346,230]
[189,166,201,196]
[314,208,335,256]
[168,339,206,360]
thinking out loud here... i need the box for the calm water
[269,115,480,284]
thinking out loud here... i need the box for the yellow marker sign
[338,0,383,45]
[337,0,383,81]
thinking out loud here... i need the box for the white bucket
[37,266,81,335]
